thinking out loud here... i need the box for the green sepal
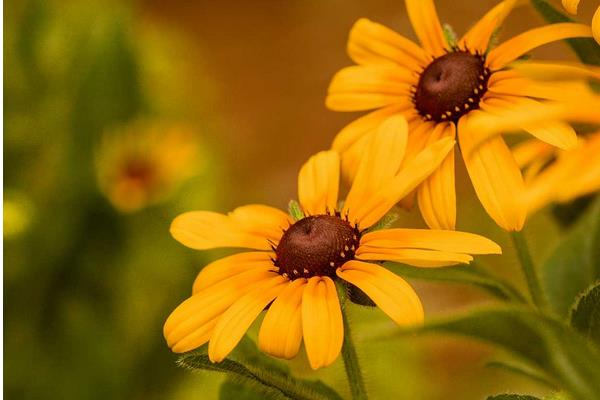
[368,208,399,232]
[569,281,600,347]
[443,23,458,48]
[345,282,376,307]
[288,200,304,221]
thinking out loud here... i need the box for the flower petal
[350,136,455,229]
[507,60,600,81]
[458,113,526,231]
[208,275,288,362]
[405,0,447,56]
[302,277,343,369]
[356,247,473,267]
[337,260,423,325]
[360,228,501,254]
[348,18,430,69]
[562,0,580,15]
[344,115,408,221]
[258,278,307,359]
[326,65,416,111]
[487,23,593,69]
[298,151,340,215]
[459,0,518,53]
[417,122,456,230]
[164,270,278,352]
[593,6,600,45]
[171,205,291,250]
[192,252,275,294]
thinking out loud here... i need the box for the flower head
[326,0,594,231]
[96,122,200,213]
[164,116,501,369]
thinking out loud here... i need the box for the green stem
[510,231,549,311]
[341,307,368,400]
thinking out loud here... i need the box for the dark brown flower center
[274,214,360,279]
[413,51,489,123]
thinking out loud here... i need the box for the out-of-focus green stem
[511,231,549,311]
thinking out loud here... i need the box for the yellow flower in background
[513,132,600,214]
[96,122,201,213]
[562,0,600,44]
[326,0,594,232]
[164,116,501,369]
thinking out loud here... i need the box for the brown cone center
[413,51,489,123]
[274,215,360,279]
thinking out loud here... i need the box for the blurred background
[5,0,597,398]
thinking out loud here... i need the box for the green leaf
[386,262,525,302]
[569,281,600,347]
[530,0,600,66]
[288,200,304,221]
[403,307,600,400]
[177,338,343,400]
[486,360,555,388]
[542,196,600,316]
[487,394,541,400]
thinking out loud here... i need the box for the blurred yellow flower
[96,122,201,213]
[514,132,600,214]
[164,116,500,369]
[326,0,594,232]
[3,191,34,238]
[562,0,600,44]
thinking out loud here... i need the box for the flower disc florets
[274,214,361,279]
[413,50,490,123]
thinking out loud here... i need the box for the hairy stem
[341,307,368,400]
[511,231,549,311]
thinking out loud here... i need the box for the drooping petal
[417,122,456,230]
[360,228,501,255]
[488,75,592,102]
[298,151,340,215]
[459,0,518,53]
[347,18,430,69]
[356,247,474,267]
[350,136,455,229]
[192,252,275,294]
[302,277,343,369]
[171,205,291,251]
[326,66,416,111]
[562,0,579,15]
[208,275,288,362]
[593,6,600,45]
[458,113,526,231]
[405,0,448,56]
[164,270,279,353]
[487,23,592,69]
[337,260,424,325]
[507,60,600,81]
[258,278,307,359]
[481,96,577,150]
[344,115,408,219]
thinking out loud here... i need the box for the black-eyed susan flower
[164,116,501,369]
[326,0,594,232]
[513,132,600,214]
[562,0,600,44]
[96,122,200,213]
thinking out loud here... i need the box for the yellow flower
[562,0,600,44]
[326,0,594,232]
[164,116,501,369]
[514,132,600,214]
[96,122,200,213]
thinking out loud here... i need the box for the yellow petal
[459,0,518,53]
[417,123,456,230]
[298,151,340,215]
[562,0,580,15]
[355,246,474,267]
[302,277,343,369]
[348,18,430,69]
[593,6,600,45]
[326,65,416,111]
[458,113,526,231]
[487,23,593,69]
[481,96,577,150]
[337,260,423,325]
[488,75,592,101]
[258,278,306,359]
[192,252,275,294]
[405,0,447,56]
[511,139,554,169]
[360,228,501,254]
[351,136,455,229]
[208,275,288,362]
[508,60,600,81]
[171,205,291,251]
[164,270,278,352]
[344,115,408,221]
